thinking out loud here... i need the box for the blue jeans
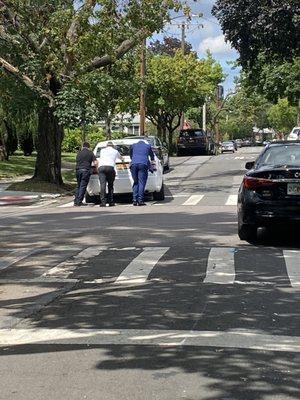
[130,163,148,203]
[75,169,91,204]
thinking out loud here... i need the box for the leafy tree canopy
[213,0,300,68]
[148,36,194,56]
[146,51,223,141]
[267,98,297,133]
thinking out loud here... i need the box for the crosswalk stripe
[0,328,299,352]
[115,247,169,284]
[59,201,75,208]
[0,248,41,272]
[283,250,300,288]
[182,195,204,206]
[226,194,238,205]
[204,247,235,284]
[44,246,106,278]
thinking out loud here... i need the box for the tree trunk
[34,106,63,185]
[105,114,112,140]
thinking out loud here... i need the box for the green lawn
[0,152,76,180]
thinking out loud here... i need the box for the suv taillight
[243,176,276,190]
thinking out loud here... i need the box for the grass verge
[7,179,76,194]
[0,152,76,179]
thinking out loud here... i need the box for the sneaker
[138,202,147,206]
[99,204,106,207]
[109,203,115,207]
[133,202,138,206]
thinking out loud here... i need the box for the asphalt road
[0,147,299,400]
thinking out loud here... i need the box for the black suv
[177,129,209,156]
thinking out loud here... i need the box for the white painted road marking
[0,248,41,272]
[226,194,238,206]
[0,328,299,352]
[59,201,75,208]
[182,195,204,206]
[283,250,300,288]
[44,246,107,278]
[115,247,169,284]
[204,247,235,284]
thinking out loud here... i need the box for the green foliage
[148,36,194,56]
[246,57,300,104]
[146,51,223,138]
[62,127,106,152]
[267,98,297,134]
[213,0,300,68]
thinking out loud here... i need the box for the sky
[152,0,241,94]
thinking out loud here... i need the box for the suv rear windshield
[180,130,205,138]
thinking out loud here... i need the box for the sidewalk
[0,178,61,206]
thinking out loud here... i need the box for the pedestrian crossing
[1,245,299,288]
[57,193,239,208]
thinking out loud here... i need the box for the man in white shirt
[98,141,123,207]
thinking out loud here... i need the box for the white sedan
[85,139,165,203]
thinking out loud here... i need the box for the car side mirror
[245,161,255,170]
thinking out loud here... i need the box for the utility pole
[202,102,206,132]
[139,38,146,136]
[180,22,185,130]
[215,85,223,144]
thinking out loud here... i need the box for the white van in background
[287,127,300,141]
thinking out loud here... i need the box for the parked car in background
[85,139,165,203]
[124,135,169,172]
[221,141,235,153]
[177,129,209,156]
[235,139,243,148]
[287,127,300,141]
[238,141,300,241]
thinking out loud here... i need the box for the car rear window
[96,144,131,158]
[258,145,300,167]
[180,130,205,138]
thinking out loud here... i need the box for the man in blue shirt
[130,140,155,206]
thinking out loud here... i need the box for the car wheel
[85,193,100,204]
[238,222,257,242]
[153,184,165,201]
[163,164,170,172]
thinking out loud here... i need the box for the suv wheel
[85,193,100,204]
[153,184,165,201]
[238,222,257,242]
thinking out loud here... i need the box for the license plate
[116,163,129,170]
[287,183,300,195]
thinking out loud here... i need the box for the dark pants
[130,163,148,203]
[98,166,116,205]
[75,168,91,204]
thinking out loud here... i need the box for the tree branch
[66,0,97,43]
[86,32,147,72]
[0,2,41,53]
[0,57,54,106]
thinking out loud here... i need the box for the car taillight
[243,176,276,190]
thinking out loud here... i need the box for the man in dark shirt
[74,142,97,206]
[130,140,155,206]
